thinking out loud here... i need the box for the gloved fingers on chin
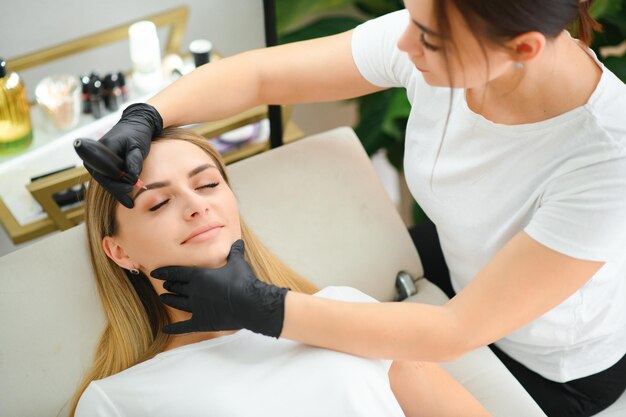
[151,266,194,283]
[163,280,189,296]
[160,293,191,313]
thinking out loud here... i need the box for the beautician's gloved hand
[87,102,163,208]
[151,239,289,338]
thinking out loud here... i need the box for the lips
[181,222,224,244]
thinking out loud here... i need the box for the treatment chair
[4,127,623,416]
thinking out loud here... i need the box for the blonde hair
[70,127,317,415]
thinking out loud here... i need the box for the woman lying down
[72,127,491,417]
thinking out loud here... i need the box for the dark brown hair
[427,0,601,192]
[431,0,603,88]
[437,0,601,48]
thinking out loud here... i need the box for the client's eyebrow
[132,163,217,202]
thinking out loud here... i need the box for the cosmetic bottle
[0,58,33,154]
[80,74,91,114]
[88,77,104,119]
[128,21,163,93]
[101,74,112,110]
[102,73,121,111]
[116,71,128,101]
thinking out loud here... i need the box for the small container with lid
[0,58,33,154]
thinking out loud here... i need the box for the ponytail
[575,0,602,46]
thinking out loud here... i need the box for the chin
[187,243,231,268]
[200,254,228,268]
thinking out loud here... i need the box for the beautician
[90,0,626,416]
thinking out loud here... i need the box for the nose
[397,24,423,56]
[182,190,210,221]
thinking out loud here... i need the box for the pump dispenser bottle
[0,58,33,153]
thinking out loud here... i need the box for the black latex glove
[151,240,289,338]
[86,103,163,208]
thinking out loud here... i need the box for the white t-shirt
[75,287,405,417]
[352,9,626,382]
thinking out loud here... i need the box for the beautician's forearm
[282,292,464,362]
[147,31,381,128]
[282,232,605,362]
[147,50,262,128]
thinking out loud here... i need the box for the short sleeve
[524,155,626,262]
[75,382,123,417]
[351,9,414,88]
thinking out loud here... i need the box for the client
[72,127,490,417]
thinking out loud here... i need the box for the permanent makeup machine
[73,138,146,190]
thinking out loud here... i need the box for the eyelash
[149,182,220,212]
[420,32,441,52]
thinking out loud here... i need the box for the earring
[129,268,140,275]
[513,61,524,69]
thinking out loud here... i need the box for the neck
[163,307,236,351]
[465,32,602,125]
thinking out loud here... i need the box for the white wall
[3,0,267,98]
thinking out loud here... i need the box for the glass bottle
[0,58,33,154]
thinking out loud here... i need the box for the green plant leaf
[591,22,626,53]
[354,90,392,155]
[412,201,429,225]
[381,89,411,139]
[603,55,626,80]
[590,0,623,20]
[601,15,626,38]
[384,139,405,171]
[590,0,626,39]
[275,0,352,33]
[354,0,404,17]
[278,16,364,44]
[353,88,410,171]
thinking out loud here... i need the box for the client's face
[105,139,241,276]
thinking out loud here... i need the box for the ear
[506,31,546,64]
[102,236,138,270]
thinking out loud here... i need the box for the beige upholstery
[228,127,421,302]
[1,127,550,416]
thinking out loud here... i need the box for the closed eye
[149,199,170,212]
[420,32,441,52]
[148,183,220,212]
[197,182,219,190]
